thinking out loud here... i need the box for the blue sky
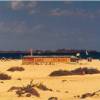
[0,1,100,51]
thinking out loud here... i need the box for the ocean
[0,52,99,59]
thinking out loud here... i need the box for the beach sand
[0,59,100,100]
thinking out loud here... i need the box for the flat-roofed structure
[22,55,78,65]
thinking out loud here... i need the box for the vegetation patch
[74,89,100,99]
[0,73,11,80]
[8,80,53,97]
[7,67,24,72]
[49,67,100,76]
[8,80,40,97]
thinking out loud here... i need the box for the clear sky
[0,1,100,51]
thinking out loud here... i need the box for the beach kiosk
[22,55,78,65]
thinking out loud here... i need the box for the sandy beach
[0,59,100,100]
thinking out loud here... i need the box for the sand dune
[0,59,100,100]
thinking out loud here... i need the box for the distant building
[22,55,78,65]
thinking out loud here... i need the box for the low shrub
[49,70,71,76]
[75,89,100,99]
[71,67,100,75]
[49,67,100,76]
[8,80,40,97]
[80,93,94,99]
[8,80,53,98]
[16,86,40,97]
[0,73,11,80]
[7,67,24,72]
